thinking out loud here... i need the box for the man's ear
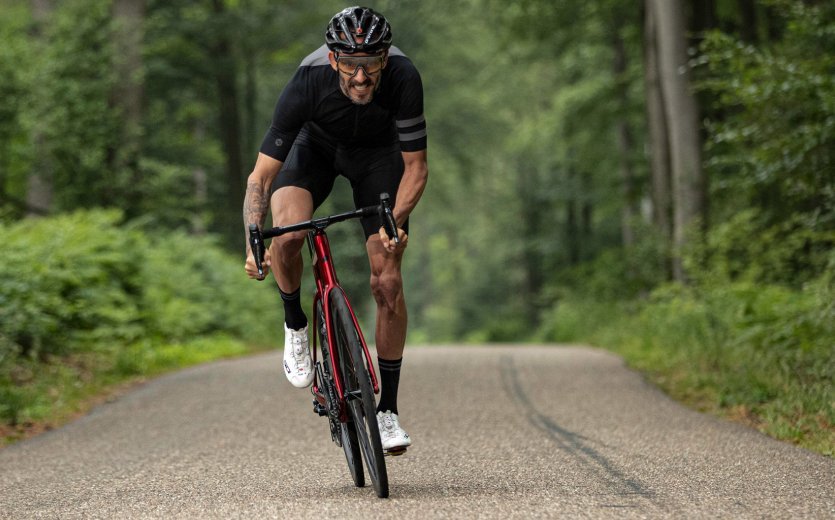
[328,51,338,71]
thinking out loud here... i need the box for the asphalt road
[1,345,832,519]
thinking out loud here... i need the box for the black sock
[279,287,308,330]
[376,357,402,415]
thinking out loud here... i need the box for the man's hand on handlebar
[378,226,408,254]
[245,248,271,280]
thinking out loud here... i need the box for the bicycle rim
[331,289,389,498]
[319,300,364,487]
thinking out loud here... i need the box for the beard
[340,75,380,106]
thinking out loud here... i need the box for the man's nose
[354,67,368,82]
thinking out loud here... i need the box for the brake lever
[379,193,399,245]
[248,224,266,280]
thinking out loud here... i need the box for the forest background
[0,0,832,454]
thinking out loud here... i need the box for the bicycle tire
[318,301,364,488]
[340,417,364,487]
[330,288,389,498]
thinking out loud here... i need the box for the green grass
[1,336,269,445]
[537,281,835,457]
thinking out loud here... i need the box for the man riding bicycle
[243,6,428,453]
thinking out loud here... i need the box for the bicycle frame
[250,193,398,497]
[249,193,397,423]
[307,228,379,422]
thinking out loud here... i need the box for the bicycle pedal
[312,400,327,417]
[385,447,407,457]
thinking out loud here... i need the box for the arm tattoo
[243,180,269,234]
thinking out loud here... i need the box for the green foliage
[0,210,279,429]
[0,4,34,207]
[0,211,143,360]
[0,336,251,428]
[684,208,834,287]
[138,229,278,342]
[538,249,835,454]
[0,210,276,365]
[699,1,835,227]
[112,336,249,378]
[37,0,124,211]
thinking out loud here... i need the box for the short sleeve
[392,59,427,152]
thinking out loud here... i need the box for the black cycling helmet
[326,6,392,55]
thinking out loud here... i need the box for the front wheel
[318,300,364,488]
[331,288,389,498]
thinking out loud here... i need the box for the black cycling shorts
[270,126,408,240]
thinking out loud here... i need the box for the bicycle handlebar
[248,193,399,280]
[248,224,267,279]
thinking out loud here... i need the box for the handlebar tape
[248,224,265,279]
[379,193,399,245]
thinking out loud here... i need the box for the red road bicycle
[248,193,400,498]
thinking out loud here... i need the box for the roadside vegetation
[537,217,834,455]
[0,211,277,443]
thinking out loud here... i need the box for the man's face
[328,51,387,105]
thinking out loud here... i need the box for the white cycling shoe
[377,410,411,452]
[283,324,313,388]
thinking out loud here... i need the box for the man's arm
[243,152,283,251]
[393,149,428,225]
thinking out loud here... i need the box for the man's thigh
[271,136,338,219]
[270,186,314,227]
[345,145,408,239]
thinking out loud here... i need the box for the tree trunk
[111,0,146,216]
[243,50,258,160]
[643,0,673,277]
[192,121,208,234]
[649,0,706,282]
[26,0,54,216]
[211,0,245,247]
[690,0,717,34]
[612,28,638,248]
[565,164,581,266]
[737,0,758,43]
[516,165,545,326]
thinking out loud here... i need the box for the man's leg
[270,186,313,297]
[271,186,315,387]
[367,235,411,451]
[366,234,407,364]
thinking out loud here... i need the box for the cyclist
[243,6,427,453]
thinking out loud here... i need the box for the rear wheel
[330,289,389,498]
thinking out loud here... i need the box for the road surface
[1,346,832,518]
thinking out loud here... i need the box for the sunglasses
[335,54,386,77]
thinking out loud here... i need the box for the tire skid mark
[500,354,653,499]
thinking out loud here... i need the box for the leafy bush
[0,211,144,360]
[683,209,834,288]
[0,210,282,429]
[0,210,278,365]
[537,256,835,453]
[699,1,835,229]
[138,230,279,343]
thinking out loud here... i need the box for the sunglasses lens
[337,56,383,76]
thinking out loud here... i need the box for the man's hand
[245,248,272,280]
[378,226,408,254]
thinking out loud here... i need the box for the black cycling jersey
[259,45,427,161]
